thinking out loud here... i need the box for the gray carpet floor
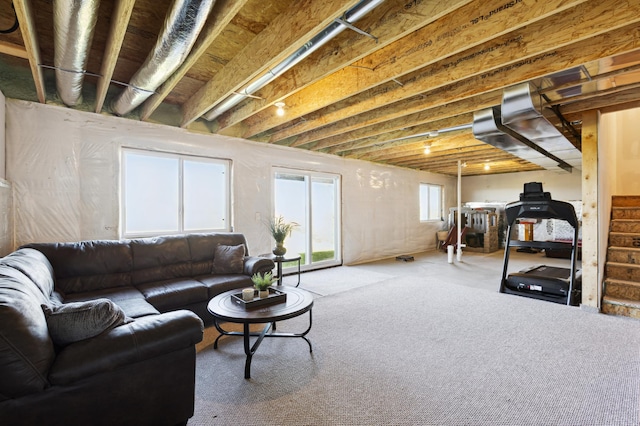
[191,250,640,425]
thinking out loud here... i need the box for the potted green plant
[251,272,275,298]
[267,215,298,256]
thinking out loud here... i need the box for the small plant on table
[251,272,276,297]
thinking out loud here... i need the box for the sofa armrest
[48,310,203,385]
[244,256,275,275]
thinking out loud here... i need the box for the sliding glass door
[273,169,341,271]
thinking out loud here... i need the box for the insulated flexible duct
[111,0,215,116]
[54,0,100,106]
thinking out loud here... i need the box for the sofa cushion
[136,279,208,311]
[131,235,192,285]
[187,233,249,275]
[23,240,133,294]
[212,244,245,274]
[42,299,128,346]
[0,269,55,398]
[0,249,55,299]
[196,274,254,298]
[63,286,159,318]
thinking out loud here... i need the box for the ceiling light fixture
[484,163,491,171]
[275,102,285,116]
[423,143,431,154]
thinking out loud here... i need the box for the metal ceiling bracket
[334,16,378,43]
[540,93,582,149]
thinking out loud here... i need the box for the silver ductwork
[473,83,582,173]
[111,0,215,116]
[203,0,384,121]
[54,0,100,107]
[473,107,573,173]
[501,83,582,170]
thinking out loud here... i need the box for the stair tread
[609,246,640,251]
[607,261,640,268]
[605,277,640,286]
[603,295,640,308]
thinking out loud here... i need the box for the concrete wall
[4,99,456,265]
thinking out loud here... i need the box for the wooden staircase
[602,196,640,319]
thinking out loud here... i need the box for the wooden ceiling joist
[212,0,475,133]
[289,20,640,162]
[266,1,640,148]
[12,0,46,103]
[240,0,592,140]
[95,0,136,113]
[180,0,363,127]
[0,40,27,59]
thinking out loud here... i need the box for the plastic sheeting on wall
[0,182,12,256]
[5,99,456,264]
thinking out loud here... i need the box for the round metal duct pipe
[111,0,215,116]
[203,0,385,121]
[54,0,101,107]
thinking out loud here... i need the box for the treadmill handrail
[504,199,579,229]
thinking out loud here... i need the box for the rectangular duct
[501,83,582,171]
[472,83,582,173]
[472,106,573,173]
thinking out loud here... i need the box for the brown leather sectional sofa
[0,232,274,425]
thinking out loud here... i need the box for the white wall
[0,90,12,256]
[606,107,640,195]
[461,169,582,204]
[5,99,456,264]
[0,89,4,179]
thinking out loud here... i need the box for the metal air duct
[501,82,582,171]
[111,0,215,116]
[54,0,100,106]
[203,0,384,121]
[473,106,573,173]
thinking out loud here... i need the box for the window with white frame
[419,183,443,221]
[121,149,230,237]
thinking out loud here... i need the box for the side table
[259,253,301,287]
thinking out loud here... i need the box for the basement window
[121,149,230,237]
[419,183,443,221]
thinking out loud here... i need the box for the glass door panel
[274,170,341,272]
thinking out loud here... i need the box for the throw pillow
[42,299,127,346]
[212,244,245,274]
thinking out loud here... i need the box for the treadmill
[500,182,581,306]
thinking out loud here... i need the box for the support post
[581,110,599,309]
[457,160,463,261]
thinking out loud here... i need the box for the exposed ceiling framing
[1,0,640,176]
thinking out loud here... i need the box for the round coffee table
[207,286,313,378]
